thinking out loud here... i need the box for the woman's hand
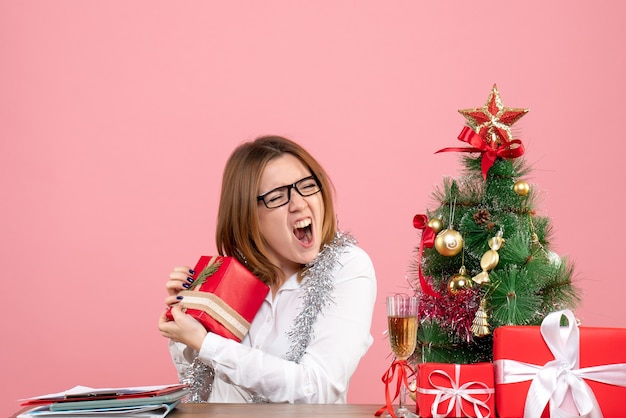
[158,304,208,352]
[164,266,196,306]
[159,265,207,351]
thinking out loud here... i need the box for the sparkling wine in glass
[386,295,418,418]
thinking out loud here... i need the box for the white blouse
[168,244,377,403]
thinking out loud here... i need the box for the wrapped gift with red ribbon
[416,362,495,418]
[494,309,626,418]
[166,256,269,342]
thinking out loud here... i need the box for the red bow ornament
[413,214,442,298]
[436,126,525,180]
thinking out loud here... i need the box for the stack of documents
[18,384,189,417]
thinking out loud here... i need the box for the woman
[158,135,377,403]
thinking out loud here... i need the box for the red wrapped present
[494,309,626,418]
[416,362,495,418]
[166,256,269,342]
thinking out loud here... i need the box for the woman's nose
[288,189,307,210]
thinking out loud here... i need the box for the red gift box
[494,309,626,418]
[416,362,495,418]
[166,256,269,342]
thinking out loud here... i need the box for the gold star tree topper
[458,84,529,147]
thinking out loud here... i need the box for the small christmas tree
[410,84,581,365]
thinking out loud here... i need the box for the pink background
[2,1,625,415]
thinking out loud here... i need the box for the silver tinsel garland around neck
[284,231,355,363]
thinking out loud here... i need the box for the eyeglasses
[257,175,322,209]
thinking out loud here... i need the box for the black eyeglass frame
[257,175,323,209]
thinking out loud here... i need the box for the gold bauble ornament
[447,266,473,295]
[513,180,530,196]
[428,218,444,234]
[435,228,464,256]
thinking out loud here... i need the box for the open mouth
[293,218,313,245]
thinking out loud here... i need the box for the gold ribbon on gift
[494,309,626,418]
[179,291,251,341]
[417,363,494,418]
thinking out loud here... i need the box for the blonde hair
[216,135,337,286]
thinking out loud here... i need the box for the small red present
[416,362,495,418]
[166,256,269,342]
[494,309,626,418]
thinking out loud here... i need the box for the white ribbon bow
[494,309,626,418]
[417,363,494,418]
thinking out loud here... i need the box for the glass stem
[399,382,405,409]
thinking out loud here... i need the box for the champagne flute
[386,295,418,418]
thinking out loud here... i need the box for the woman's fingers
[165,294,184,306]
[165,266,196,296]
